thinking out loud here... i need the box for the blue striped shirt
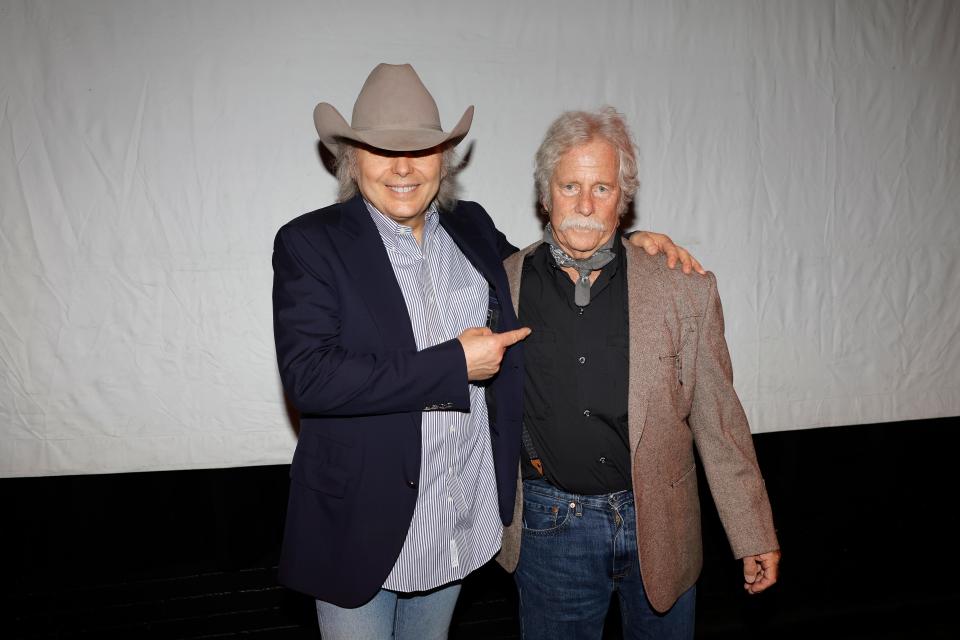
[365,201,503,593]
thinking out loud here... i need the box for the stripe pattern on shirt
[366,200,502,593]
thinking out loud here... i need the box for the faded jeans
[515,478,695,640]
[316,582,461,640]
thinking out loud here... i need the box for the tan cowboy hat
[314,63,474,153]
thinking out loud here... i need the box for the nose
[392,155,412,177]
[576,191,594,216]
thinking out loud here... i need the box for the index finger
[496,327,532,346]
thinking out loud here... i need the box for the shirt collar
[364,199,439,250]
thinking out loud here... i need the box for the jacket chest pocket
[659,316,698,417]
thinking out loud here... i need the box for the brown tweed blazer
[495,239,779,613]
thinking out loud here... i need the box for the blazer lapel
[624,241,665,455]
[332,196,417,350]
[439,208,497,285]
[440,207,519,332]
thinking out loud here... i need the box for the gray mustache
[558,218,606,232]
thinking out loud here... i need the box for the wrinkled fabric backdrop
[1,0,958,477]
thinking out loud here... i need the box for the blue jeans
[315,582,462,640]
[515,478,695,640]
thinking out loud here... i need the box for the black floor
[10,559,960,639]
[5,417,960,638]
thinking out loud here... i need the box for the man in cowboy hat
[272,63,700,639]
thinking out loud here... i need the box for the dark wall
[696,416,960,638]
[4,417,959,638]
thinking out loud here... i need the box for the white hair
[534,107,640,216]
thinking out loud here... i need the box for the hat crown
[314,63,472,152]
[350,63,442,132]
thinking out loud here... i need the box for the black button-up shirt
[519,235,630,494]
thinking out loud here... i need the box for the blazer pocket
[291,432,360,498]
[670,463,697,488]
[658,353,681,387]
[659,317,699,415]
[676,317,698,391]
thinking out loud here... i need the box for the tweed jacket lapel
[502,242,532,316]
[623,242,665,456]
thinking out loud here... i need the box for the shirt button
[583,409,591,417]
[599,456,607,464]
[578,356,586,364]
[448,466,454,475]
[449,425,456,433]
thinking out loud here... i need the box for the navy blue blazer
[272,195,523,607]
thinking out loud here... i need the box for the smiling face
[546,139,621,260]
[354,146,443,233]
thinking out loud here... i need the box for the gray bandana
[542,223,616,307]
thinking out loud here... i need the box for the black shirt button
[407,481,417,489]
[583,409,591,417]
[599,456,607,464]
[578,356,586,364]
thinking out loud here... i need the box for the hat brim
[314,103,473,153]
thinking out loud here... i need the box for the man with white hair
[496,107,780,639]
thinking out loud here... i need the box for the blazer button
[407,480,417,489]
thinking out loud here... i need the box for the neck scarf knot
[542,223,616,307]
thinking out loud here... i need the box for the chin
[388,203,422,216]
[563,231,603,245]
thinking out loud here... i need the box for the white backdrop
[1,0,958,477]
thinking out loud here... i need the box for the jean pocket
[521,495,572,536]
